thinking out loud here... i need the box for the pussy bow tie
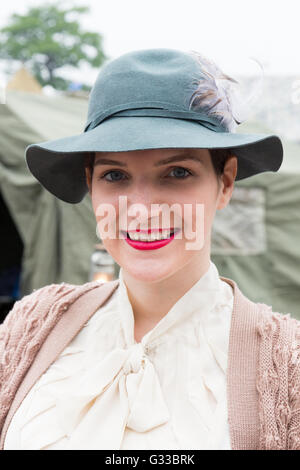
[54,342,170,449]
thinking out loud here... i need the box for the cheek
[91,189,120,240]
[182,187,217,235]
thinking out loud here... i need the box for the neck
[121,254,211,340]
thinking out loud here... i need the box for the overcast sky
[1,0,300,85]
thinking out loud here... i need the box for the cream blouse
[4,260,234,450]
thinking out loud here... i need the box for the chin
[121,260,180,284]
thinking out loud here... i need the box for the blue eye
[99,170,126,182]
[168,167,192,179]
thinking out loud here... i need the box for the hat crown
[85,48,209,130]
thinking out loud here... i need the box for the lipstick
[123,228,180,251]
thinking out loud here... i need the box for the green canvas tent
[0,89,98,303]
[211,120,300,319]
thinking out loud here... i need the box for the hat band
[84,103,228,133]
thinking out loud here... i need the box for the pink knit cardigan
[0,275,300,450]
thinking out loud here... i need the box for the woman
[1,48,299,450]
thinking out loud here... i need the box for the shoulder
[254,301,300,369]
[1,283,75,338]
[227,274,299,336]
[0,281,102,363]
[0,284,66,367]
[1,280,104,321]
[255,302,300,344]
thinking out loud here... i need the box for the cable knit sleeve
[256,307,300,450]
[0,282,85,437]
[287,318,300,449]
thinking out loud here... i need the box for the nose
[122,181,164,227]
[126,178,159,207]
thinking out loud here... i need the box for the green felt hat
[25,48,283,204]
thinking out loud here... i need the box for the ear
[216,155,237,210]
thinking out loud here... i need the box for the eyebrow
[93,153,204,168]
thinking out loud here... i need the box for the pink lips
[124,231,177,251]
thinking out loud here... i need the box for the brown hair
[84,152,96,186]
[209,148,234,178]
[84,148,234,183]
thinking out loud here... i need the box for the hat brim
[25,116,283,204]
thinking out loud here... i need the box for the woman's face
[85,148,237,283]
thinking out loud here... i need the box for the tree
[0,2,108,90]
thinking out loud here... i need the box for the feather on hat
[187,50,265,133]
